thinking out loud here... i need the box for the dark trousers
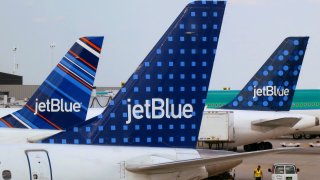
[255,177,262,180]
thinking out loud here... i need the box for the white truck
[268,163,299,180]
[198,111,235,149]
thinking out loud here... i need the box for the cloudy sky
[0,0,319,89]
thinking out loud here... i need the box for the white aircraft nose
[292,115,319,130]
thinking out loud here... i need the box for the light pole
[50,43,56,69]
[12,47,17,74]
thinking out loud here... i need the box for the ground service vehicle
[198,111,234,149]
[268,163,299,180]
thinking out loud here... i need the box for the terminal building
[0,72,22,85]
[0,72,23,96]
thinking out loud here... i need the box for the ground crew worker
[254,165,263,180]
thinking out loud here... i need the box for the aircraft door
[26,150,52,180]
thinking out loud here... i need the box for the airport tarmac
[234,138,320,180]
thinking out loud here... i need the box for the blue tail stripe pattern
[43,1,226,148]
[60,58,94,86]
[222,37,309,111]
[65,53,96,77]
[12,112,38,129]
[0,36,104,130]
[54,65,92,95]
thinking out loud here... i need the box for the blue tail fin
[222,37,309,111]
[43,1,226,148]
[0,37,104,130]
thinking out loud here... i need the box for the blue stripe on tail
[0,36,104,130]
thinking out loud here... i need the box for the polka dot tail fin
[41,1,226,148]
[222,37,309,111]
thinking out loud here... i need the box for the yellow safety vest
[254,168,262,177]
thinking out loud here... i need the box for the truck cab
[268,163,299,180]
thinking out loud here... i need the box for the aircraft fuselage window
[2,170,11,180]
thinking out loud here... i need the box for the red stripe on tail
[25,104,62,130]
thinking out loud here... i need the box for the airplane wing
[251,117,301,127]
[126,148,297,174]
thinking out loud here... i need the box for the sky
[0,0,320,90]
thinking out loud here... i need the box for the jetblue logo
[34,98,81,115]
[126,98,193,124]
[253,86,290,98]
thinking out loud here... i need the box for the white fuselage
[0,108,318,147]
[0,143,240,180]
[290,109,320,134]
[0,108,103,143]
[205,109,317,147]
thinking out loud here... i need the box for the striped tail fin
[0,36,104,130]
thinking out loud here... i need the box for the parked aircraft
[206,90,320,139]
[0,36,104,142]
[218,36,319,151]
[0,2,290,180]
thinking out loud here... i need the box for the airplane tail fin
[222,37,309,111]
[0,37,104,130]
[43,1,226,148]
